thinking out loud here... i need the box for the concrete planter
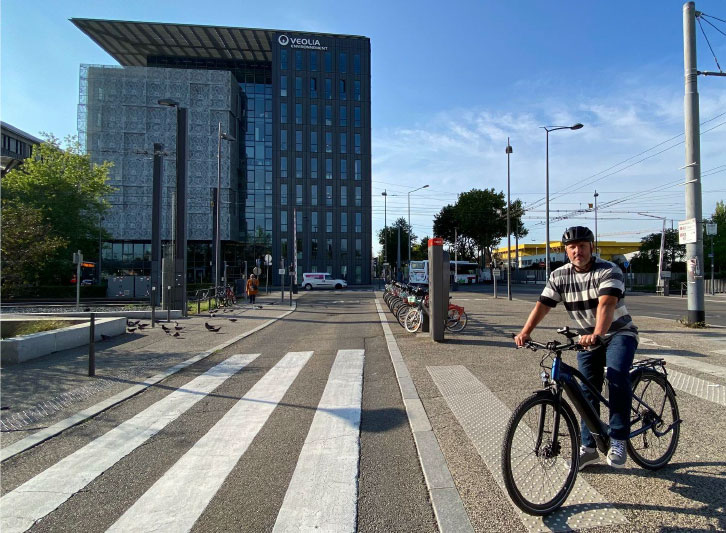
[1,317,126,365]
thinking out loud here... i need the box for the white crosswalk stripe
[273,349,365,532]
[0,353,260,533]
[108,351,313,533]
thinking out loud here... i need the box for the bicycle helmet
[561,226,594,244]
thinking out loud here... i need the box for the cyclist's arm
[580,295,618,346]
[514,302,551,347]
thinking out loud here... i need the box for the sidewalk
[0,295,300,449]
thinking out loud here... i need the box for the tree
[706,200,725,274]
[378,217,416,266]
[1,134,114,285]
[631,229,685,273]
[411,236,430,261]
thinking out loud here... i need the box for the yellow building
[494,241,640,268]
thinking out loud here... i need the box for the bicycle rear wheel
[445,309,467,332]
[397,305,411,327]
[502,391,579,516]
[627,369,680,470]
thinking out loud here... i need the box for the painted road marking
[0,353,260,533]
[108,351,313,533]
[273,349,364,533]
[428,365,628,533]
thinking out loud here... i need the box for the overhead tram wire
[697,14,724,73]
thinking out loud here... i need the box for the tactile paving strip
[428,365,628,532]
[667,368,726,406]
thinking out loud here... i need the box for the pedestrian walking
[246,274,259,305]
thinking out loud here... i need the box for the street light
[506,138,513,300]
[215,122,235,289]
[593,190,599,257]
[158,98,188,315]
[543,123,583,278]
[408,184,429,271]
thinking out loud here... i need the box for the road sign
[264,253,272,265]
[493,268,501,276]
[623,260,630,268]
[278,268,285,275]
[678,218,697,244]
[253,267,261,276]
[706,223,717,236]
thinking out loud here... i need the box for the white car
[302,273,348,290]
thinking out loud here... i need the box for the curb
[374,297,473,533]
[1,304,297,463]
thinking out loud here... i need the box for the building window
[341,185,347,206]
[339,79,346,100]
[340,159,347,180]
[295,157,303,179]
[326,212,333,232]
[325,105,332,126]
[295,50,303,70]
[355,212,362,233]
[310,51,319,71]
[326,185,333,206]
[355,265,361,283]
[355,239,362,258]
[310,77,318,98]
[280,129,287,151]
[281,238,288,259]
[296,184,303,205]
[280,102,288,123]
[354,80,361,101]
[341,238,348,258]
[325,158,333,179]
[340,132,347,154]
[324,51,332,72]
[281,210,288,232]
[311,157,318,179]
[339,52,347,74]
[355,186,361,207]
[354,133,361,154]
[324,78,332,100]
[355,159,361,180]
[341,211,348,232]
[281,183,287,205]
[295,103,302,124]
[325,132,332,153]
[280,75,287,96]
[281,49,288,69]
[340,105,347,127]
[295,76,303,97]
[310,131,318,152]
[312,211,318,232]
[354,106,361,127]
[296,130,303,151]
[312,238,318,257]
[310,104,318,125]
[280,156,288,178]
[311,184,318,205]
[353,53,361,74]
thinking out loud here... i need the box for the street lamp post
[215,122,235,289]
[594,190,599,257]
[382,190,388,274]
[408,184,429,271]
[506,138,513,300]
[543,123,583,278]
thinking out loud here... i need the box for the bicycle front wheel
[445,310,467,332]
[404,308,422,333]
[502,391,579,516]
[628,369,680,470]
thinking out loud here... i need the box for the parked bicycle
[501,326,680,515]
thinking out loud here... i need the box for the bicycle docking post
[428,238,449,342]
[88,313,95,377]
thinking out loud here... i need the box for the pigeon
[127,327,137,333]
[137,323,150,330]
[174,322,183,331]
[204,322,221,332]
[127,319,140,327]
[173,331,181,337]
[228,318,237,322]
[161,324,170,333]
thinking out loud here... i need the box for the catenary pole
[683,1,705,323]
[506,138,513,300]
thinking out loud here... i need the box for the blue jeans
[577,334,638,447]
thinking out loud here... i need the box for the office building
[1,122,42,177]
[73,19,371,284]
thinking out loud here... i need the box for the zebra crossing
[1,349,365,533]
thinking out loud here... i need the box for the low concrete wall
[1,317,126,365]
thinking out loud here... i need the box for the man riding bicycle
[514,226,639,469]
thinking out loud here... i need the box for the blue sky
[2,0,725,251]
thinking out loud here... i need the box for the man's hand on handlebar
[513,331,531,347]
[578,334,602,347]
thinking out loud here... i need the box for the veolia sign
[277,34,328,51]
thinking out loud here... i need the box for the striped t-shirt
[539,258,638,342]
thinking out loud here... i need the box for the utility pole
[506,138,513,300]
[594,190,599,257]
[397,225,401,281]
[683,1,705,323]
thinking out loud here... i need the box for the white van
[302,273,348,290]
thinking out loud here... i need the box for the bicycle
[501,327,681,516]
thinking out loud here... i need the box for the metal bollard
[151,287,156,327]
[88,313,96,377]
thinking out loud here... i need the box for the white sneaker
[607,439,627,468]
[579,446,600,470]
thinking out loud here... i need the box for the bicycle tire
[397,305,411,327]
[627,369,680,470]
[502,390,579,516]
[405,308,422,333]
[446,310,468,332]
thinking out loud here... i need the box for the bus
[408,260,480,285]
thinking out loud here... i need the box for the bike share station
[424,238,449,341]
